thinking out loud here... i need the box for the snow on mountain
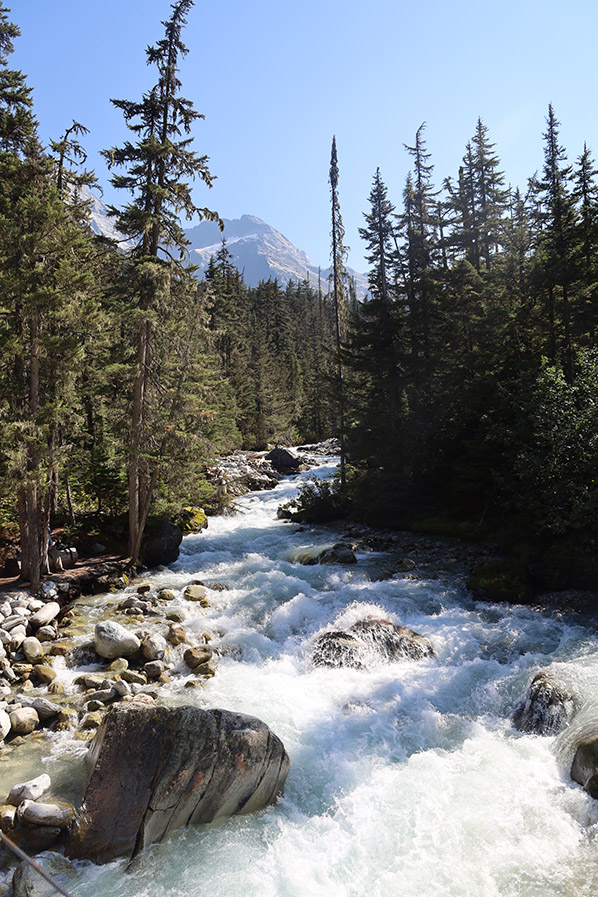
[86,197,368,297]
[185,214,369,297]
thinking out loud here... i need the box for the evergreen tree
[530,104,578,381]
[329,136,348,485]
[102,0,219,563]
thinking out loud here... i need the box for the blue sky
[9,0,598,271]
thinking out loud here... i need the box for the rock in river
[512,671,577,736]
[66,704,290,863]
[94,620,141,660]
[312,617,434,669]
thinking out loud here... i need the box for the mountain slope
[184,215,368,297]
[86,196,368,297]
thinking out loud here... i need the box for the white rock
[8,707,38,735]
[0,709,10,740]
[18,799,74,829]
[8,773,51,805]
[94,620,141,660]
[22,636,45,664]
[141,633,168,661]
[9,626,27,650]
[29,602,61,629]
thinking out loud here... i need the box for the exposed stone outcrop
[66,704,290,863]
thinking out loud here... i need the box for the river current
[13,457,598,897]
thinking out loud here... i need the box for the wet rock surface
[512,672,577,735]
[66,704,290,863]
[312,617,434,669]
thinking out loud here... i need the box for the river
[12,456,598,897]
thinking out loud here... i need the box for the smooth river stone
[8,773,51,805]
[9,707,39,735]
[18,800,75,829]
[94,620,141,660]
[29,602,61,629]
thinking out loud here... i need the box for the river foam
[17,457,598,896]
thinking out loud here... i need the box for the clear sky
[8,0,598,271]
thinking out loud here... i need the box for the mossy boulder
[175,507,208,535]
[468,559,533,604]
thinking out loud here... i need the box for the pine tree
[102,0,219,563]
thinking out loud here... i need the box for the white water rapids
[10,457,598,896]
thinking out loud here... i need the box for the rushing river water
[11,457,598,897]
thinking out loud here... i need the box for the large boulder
[265,447,304,475]
[94,620,141,660]
[140,520,183,567]
[512,671,577,736]
[66,704,290,863]
[312,617,434,669]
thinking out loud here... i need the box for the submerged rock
[512,671,577,735]
[350,618,434,661]
[7,774,51,806]
[13,851,77,897]
[318,544,357,565]
[312,617,434,669]
[66,704,290,863]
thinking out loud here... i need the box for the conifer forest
[1,0,598,589]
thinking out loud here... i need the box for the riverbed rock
[571,736,598,798]
[512,672,577,735]
[66,704,290,864]
[140,520,183,567]
[319,544,357,565]
[184,645,213,670]
[13,851,77,897]
[0,709,10,740]
[94,620,141,660]
[312,617,434,669]
[18,800,75,829]
[7,774,51,805]
[28,602,61,630]
[8,707,38,735]
[266,447,304,475]
[21,637,44,664]
[184,584,208,602]
[141,633,168,661]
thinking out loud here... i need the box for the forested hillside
[335,116,598,560]
[0,2,338,586]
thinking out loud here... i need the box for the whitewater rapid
[20,459,598,896]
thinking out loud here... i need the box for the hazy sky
[9,0,598,271]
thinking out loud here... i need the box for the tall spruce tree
[102,0,219,563]
[530,104,578,381]
[0,7,96,584]
[329,136,348,486]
